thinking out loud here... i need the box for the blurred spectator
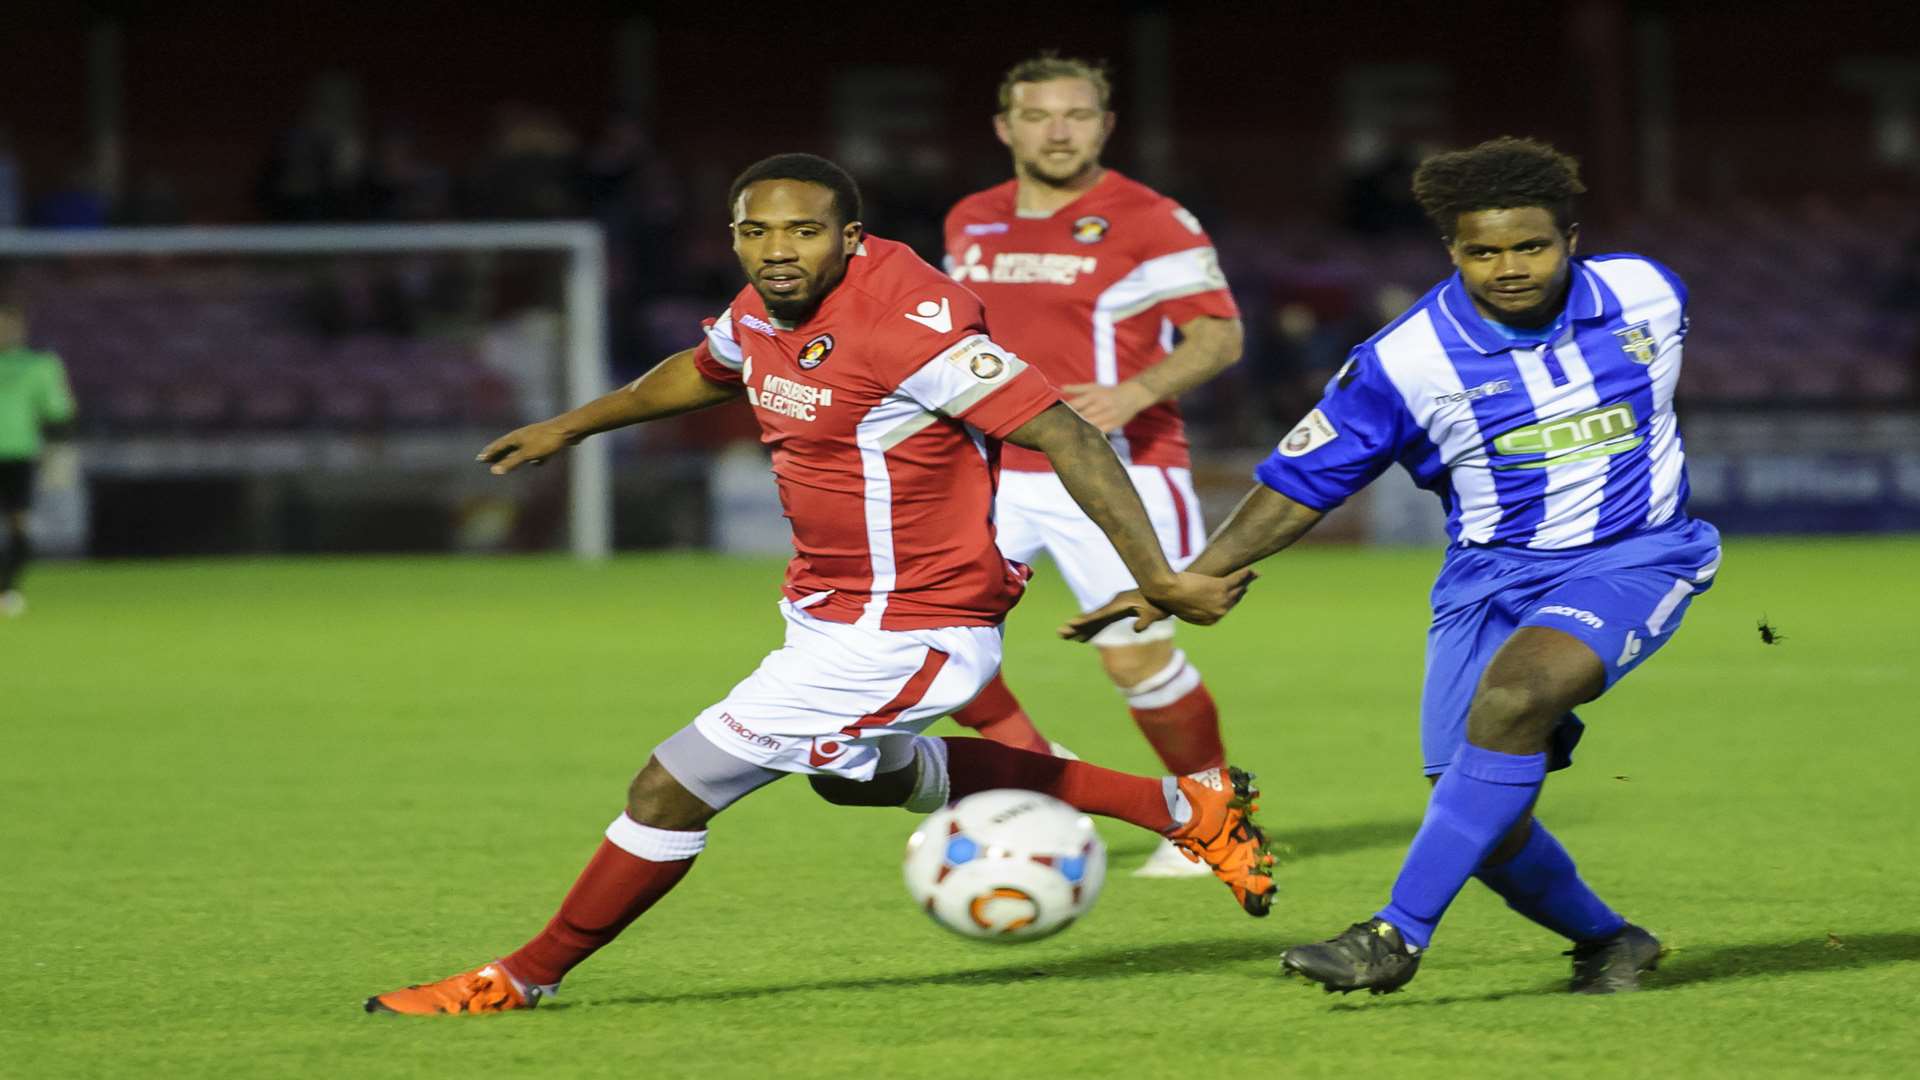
[1884,233,1920,313]
[0,130,21,227]
[582,113,653,213]
[1340,137,1427,236]
[30,162,109,229]
[466,103,581,219]
[362,127,450,221]
[259,72,369,221]
[119,174,186,225]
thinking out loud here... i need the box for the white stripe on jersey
[1585,259,1688,527]
[867,334,1033,452]
[1090,245,1225,464]
[1371,309,1504,545]
[853,399,907,629]
[1516,338,1606,549]
[704,307,744,370]
[852,334,1035,626]
[1090,246,1225,385]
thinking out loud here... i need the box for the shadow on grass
[1653,931,1920,989]
[1330,931,1920,1010]
[1274,818,1419,862]
[1105,817,1420,862]
[592,933,1289,1009]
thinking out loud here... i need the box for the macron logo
[904,297,952,333]
[1537,604,1605,630]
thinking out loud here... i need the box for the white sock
[489,961,556,1001]
[1160,776,1192,827]
[604,815,709,860]
[903,736,950,813]
[1121,650,1202,709]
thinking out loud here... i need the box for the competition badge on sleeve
[1279,409,1339,457]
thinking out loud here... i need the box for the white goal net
[0,223,610,559]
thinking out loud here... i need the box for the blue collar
[1433,261,1618,355]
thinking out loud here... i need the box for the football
[903,789,1107,943]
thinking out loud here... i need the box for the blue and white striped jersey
[1257,254,1692,550]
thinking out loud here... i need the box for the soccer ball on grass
[903,789,1107,942]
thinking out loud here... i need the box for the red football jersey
[691,236,1061,630]
[944,171,1238,472]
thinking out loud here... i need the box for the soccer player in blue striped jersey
[1065,137,1719,994]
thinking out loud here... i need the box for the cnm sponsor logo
[1492,403,1640,470]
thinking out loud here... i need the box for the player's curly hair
[1411,137,1587,241]
[727,153,864,227]
[998,51,1113,112]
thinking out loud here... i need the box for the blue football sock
[1474,820,1626,943]
[1378,743,1546,949]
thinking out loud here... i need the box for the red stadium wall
[3,3,1913,225]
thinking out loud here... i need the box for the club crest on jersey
[1279,408,1339,457]
[1072,215,1110,244]
[1614,321,1657,365]
[798,333,835,369]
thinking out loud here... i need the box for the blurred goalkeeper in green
[0,299,76,617]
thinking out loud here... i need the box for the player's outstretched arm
[1187,484,1325,576]
[1061,315,1242,433]
[479,348,742,474]
[1007,402,1253,625]
[1060,485,1322,641]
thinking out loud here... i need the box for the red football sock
[949,673,1052,752]
[941,736,1175,833]
[504,836,696,987]
[1124,653,1227,775]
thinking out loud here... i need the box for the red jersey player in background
[366,155,1273,1015]
[945,54,1248,879]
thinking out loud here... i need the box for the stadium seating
[1223,195,1918,407]
[23,261,519,433]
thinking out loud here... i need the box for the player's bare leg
[816,735,1274,916]
[367,752,761,1015]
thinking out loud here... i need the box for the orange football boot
[364,962,538,1015]
[1165,766,1277,917]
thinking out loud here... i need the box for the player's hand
[477,421,575,475]
[1061,381,1156,433]
[1057,589,1167,642]
[1139,568,1256,627]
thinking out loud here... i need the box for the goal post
[0,222,612,560]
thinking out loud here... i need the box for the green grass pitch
[4,538,1917,1078]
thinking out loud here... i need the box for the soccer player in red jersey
[944,55,1247,878]
[365,154,1272,1015]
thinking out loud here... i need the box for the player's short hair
[727,153,863,227]
[997,51,1113,112]
[1411,136,1587,240]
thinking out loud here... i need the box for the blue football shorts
[1418,516,1722,776]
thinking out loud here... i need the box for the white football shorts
[688,598,1002,783]
[994,464,1205,647]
